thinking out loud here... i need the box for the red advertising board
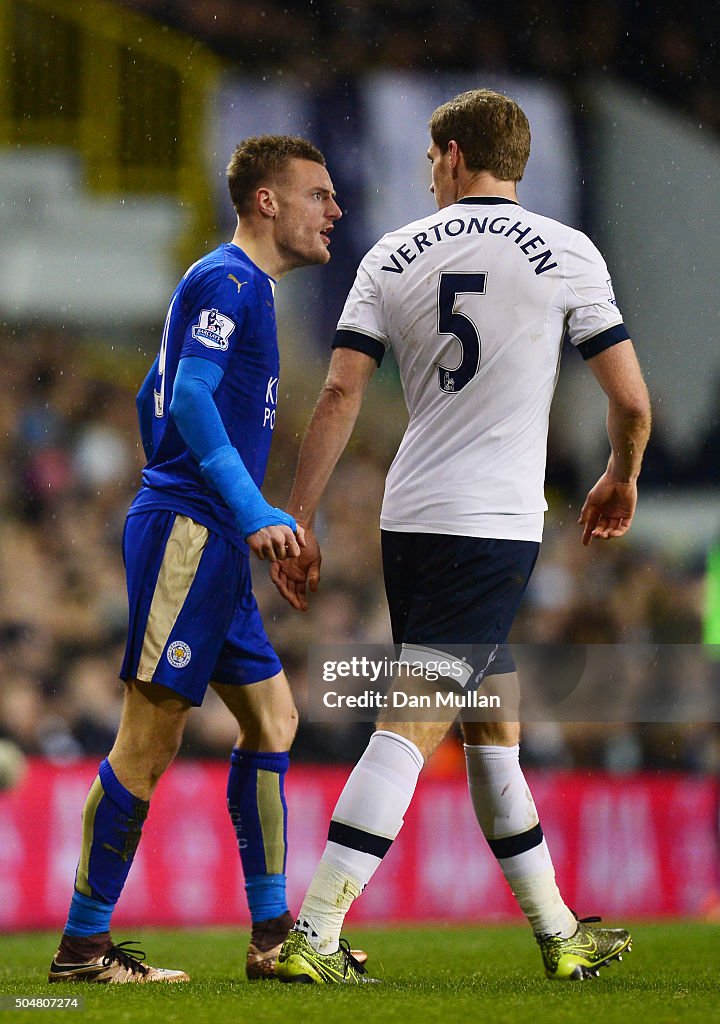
[0,759,717,929]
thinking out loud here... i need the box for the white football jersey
[335,197,627,542]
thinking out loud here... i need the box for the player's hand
[247,523,306,562]
[579,471,637,546]
[270,526,321,612]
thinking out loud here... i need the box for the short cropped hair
[429,89,531,182]
[227,135,326,216]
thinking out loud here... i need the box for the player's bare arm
[270,347,377,610]
[580,339,651,545]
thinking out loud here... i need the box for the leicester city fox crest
[167,641,192,668]
[192,308,236,350]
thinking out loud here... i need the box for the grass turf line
[0,923,718,1024]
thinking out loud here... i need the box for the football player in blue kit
[48,136,342,984]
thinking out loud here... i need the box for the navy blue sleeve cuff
[332,328,386,366]
[576,323,630,361]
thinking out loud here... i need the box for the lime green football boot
[275,930,378,985]
[537,915,632,981]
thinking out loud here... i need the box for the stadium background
[0,0,719,929]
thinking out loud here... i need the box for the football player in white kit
[272,89,651,984]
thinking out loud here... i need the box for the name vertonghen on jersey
[336,200,626,544]
[380,215,558,276]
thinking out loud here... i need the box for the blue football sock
[245,874,288,923]
[64,891,114,938]
[64,758,149,937]
[227,748,289,924]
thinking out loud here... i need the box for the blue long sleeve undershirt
[168,355,296,539]
[169,355,227,457]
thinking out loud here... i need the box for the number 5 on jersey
[436,272,487,394]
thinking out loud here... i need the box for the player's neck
[229,226,286,281]
[458,171,518,203]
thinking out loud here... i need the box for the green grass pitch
[1,923,718,1024]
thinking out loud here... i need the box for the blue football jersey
[130,243,280,547]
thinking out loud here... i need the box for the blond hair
[429,89,531,181]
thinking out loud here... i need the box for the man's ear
[256,186,277,219]
[447,139,461,178]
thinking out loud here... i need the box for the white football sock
[465,743,576,938]
[296,730,424,953]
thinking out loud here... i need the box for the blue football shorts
[120,510,282,705]
[381,530,539,689]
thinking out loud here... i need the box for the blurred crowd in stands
[1,329,719,775]
[120,0,720,134]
